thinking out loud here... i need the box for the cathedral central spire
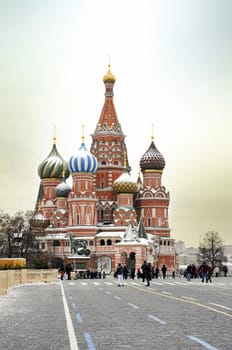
[94,64,121,134]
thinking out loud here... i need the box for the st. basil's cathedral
[31,65,177,275]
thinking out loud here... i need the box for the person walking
[199,261,209,283]
[161,264,167,279]
[59,264,65,280]
[116,263,124,286]
[155,266,159,279]
[144,262,152,286]
[123,265,128,280]
[141,261,147,282]
[186,264,192,281]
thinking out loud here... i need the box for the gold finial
[151,124,154,142]
[82,125,85,144]
[103,61,116,82]
[53,125,56,144]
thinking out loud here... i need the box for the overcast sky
[1,0,232,247]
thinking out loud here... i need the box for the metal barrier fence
[0,269,58,296]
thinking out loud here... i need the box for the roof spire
[53,125,56,144]
[151,124,154,142]
[82,125,85,144]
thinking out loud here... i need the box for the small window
[100,239,105,246]
[53,240,60,247]
[107,239,112,246]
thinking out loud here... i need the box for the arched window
[107,239,112,246]
[100,239,105,246]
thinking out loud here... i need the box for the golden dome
[103,64,116,83]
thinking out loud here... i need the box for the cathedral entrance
[127,252,136,269]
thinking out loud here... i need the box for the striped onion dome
[113,168,137,194]
[38,139,70,179]
[55,178,71,198]
[68,142,98,173]
[140,140,165,171]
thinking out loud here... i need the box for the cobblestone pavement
[0,276,232,350]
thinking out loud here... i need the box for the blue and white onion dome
[68,134,98,173]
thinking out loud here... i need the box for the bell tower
[90,65,130,224]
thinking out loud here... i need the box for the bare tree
[198,231,226,271]
[0,213,19,258]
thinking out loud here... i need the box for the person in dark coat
[141,261,147,282]
[116,263,124,286]
[59,264,65,280]
[65,264,73,280]
[199,261,209,283]
[144,262,152,286]
[161,264,167,279]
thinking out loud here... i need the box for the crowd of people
[183,262,229,282]
[58,264,106,280]
[114,261,168,287]
[59,260,229,284]
[114,261,229,286]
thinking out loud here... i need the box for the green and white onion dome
[113,169,137,194]
[38,140,70,179]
